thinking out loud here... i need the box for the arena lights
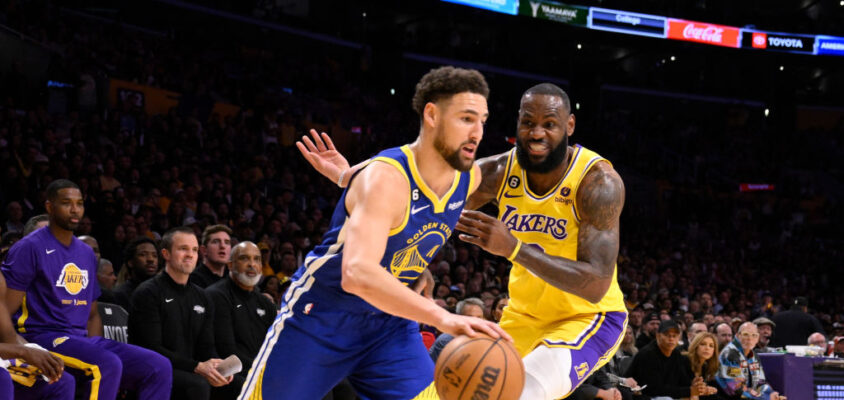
[442,0,844,57]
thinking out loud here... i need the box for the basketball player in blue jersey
[304,83,627,400]
[238,66,509,400]
[2,179,173,399]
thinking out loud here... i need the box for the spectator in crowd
[619,325,638,357]
[259,275,282,306]
[429,297,486,362]
[752,317,776,353]
[636,312,660,349]
[79,235,101,262]
[717,322,783,399]
[568,367,624,400]
[129,227,243,400]
[4,202,24,234]
[808,332,828,353]
[686,322,708,351]
[684,332,720,399]
[628,307,644,338]
[97,258,117,290]
[771,296,824,347]
[22,214,48,236]
[489,293,508,322]
[2,179,172,399]
[626,320,709,399]
[206,241,276,377]
[715,323,733,351]
[833,337,844,358]
[191,225,233,289]
[112,237,159,310]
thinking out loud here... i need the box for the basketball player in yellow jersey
[300,83,626,400]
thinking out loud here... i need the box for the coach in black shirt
[626,320,711,399]
[129,227,243,400]
[206,241,276,376]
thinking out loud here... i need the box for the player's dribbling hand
[21,347,64,383]
[296,129,350,185]
[456,210,518,258]
[437,313,513,343]
[195,359,233,387]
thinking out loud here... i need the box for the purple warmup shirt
[2,226,100,337]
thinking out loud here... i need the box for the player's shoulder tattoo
[577,162,624,230]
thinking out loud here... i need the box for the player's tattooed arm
[466,152,508,210]
[457,161,624,303]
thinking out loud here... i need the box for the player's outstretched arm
[342,163,510,341]
[457,161,624,303]
[297,129,371,188]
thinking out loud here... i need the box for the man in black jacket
[190,225,232,289]
[770,296,824,347]
[206,241,276,377]
[112,237,159,309]
[128,227,243,400]
[626,320,713,399]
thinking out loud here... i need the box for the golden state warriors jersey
[496,145,625,323]
[287,145,474,314]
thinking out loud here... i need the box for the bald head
[232,241,259,259]
[808,332,828,349]
[79,235,100,261]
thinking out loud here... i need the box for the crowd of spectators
[0,2,842,398]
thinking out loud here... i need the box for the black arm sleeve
[128,284,199,372]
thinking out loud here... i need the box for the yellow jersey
[496,145,626,324]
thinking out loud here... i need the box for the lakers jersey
[287,145,474,314]
[496,145,626,324]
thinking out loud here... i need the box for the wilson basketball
[434,334,524,400]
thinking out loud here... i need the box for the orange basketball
[434,334,524,400]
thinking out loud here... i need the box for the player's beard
[232,269,261,288]
[516,130,568,173]
[434,125,474,172]
[52,215,78,232]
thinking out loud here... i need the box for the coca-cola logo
[667,19,740,48]
[682,23,723,43]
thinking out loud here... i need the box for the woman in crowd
[685,332,721,399]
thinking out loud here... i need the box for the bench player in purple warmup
[2,179,173,399]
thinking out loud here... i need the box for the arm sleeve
[196,291,218,361]
[1,242,36,291]
[128,284,199,372]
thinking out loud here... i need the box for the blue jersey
[287,144,474,315]
[239,145,475,400]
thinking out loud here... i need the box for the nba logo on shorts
[575,362,589,380]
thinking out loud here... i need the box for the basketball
[434,334,525,400]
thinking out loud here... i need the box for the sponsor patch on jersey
[55,263,89,295]
[447,200,464,210]
[52,336,70,348]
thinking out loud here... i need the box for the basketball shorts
[239,297,434,400]
[501,310,627,389]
